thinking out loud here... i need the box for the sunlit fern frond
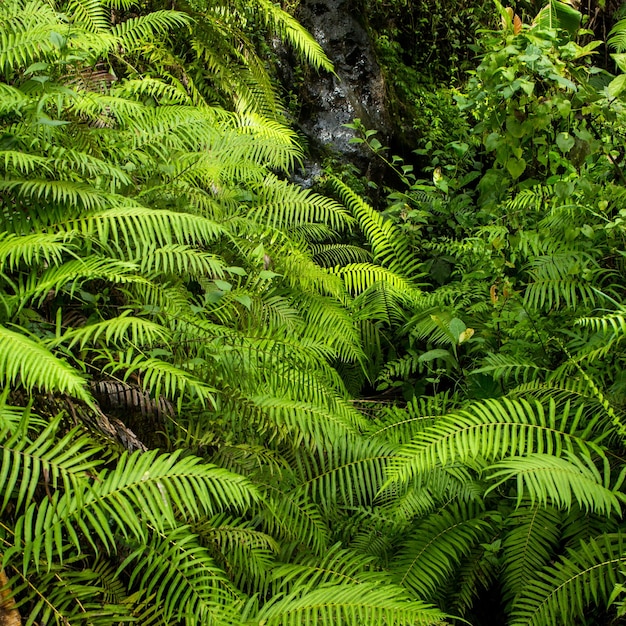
[254,0,333,72]
[65,0,110,32]
[386,396,603,484]
[7,448,258,569]
[330,176,420,277]
[249,581,448,626]
[484,451,624,515]
[609,16,626,52]
[0,325,93,404]
[110,11,191,52]
[49,312,171,350]
[250,174,352,231]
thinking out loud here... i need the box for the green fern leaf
[511,533,626,626]
[0,325,92,403]
[485,452,623,515]
[392,502,492,599]
[252,581,448,626]
[387,397,601,484]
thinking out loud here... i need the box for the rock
[291,0,392,179]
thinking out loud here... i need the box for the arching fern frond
[0,325,93,404]
[392,502,492,600]
[387,397,602,484]
[8,449,258,570]
[511,533,626,626]
[329,177,419,277]
[251,581,448,626]
[255,0,333,72]
[110,11,191,51]
[50,313,171,350]
[0,415,100,514]
[334,263,421,298]
[121,525,242,626]
[485,452,624,515]
[0,231,75,271]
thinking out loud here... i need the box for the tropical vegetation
[1,0,626,625]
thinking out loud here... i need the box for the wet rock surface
[290,0,391,179]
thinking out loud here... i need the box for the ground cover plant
[1,0,626,625]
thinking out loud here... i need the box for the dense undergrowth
[2,0,626,625]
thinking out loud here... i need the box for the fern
[392,502,493,600]
[0,325,93,404]
[387,397,602,483]
[7,448,258,569]
[485,452,624,515]
[511,534,626,626]
[120,525,242,626]
[250,581,448,626]
[500,504,562,609]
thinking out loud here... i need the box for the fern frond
[271,543,385,592]
[201,514,278,590]
[387,397,602,483]
[511,533,626,626]
[311,243,373,267]
[66,0,109,32]
[50,312,171,350]
[0,179,109,212]
[136,244,226,279]
[0,325,92,403]
[524,251,600,311]
[0,231,75,271]
[21,257,145,306]
[106,353,216,406]
[8,449,258,570]
[609,17,626,52]
[252,581,447,626]
[0,83,28,113]
[255,0,333,72]
[121,525,242,625]
[111,11,191,50]
[0,415,100,514]
[392,502,492,599]
[330,177,419,276]
[113,78,192,105]
[251,175,351,230]
[6,561,133,626]
[485,452,622,515]
[334,263,421,298]
[63,204,226,249]
[501,503,562,608]
[298,436,394,508]
[472,352,548,383]
[260,487,329,554]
